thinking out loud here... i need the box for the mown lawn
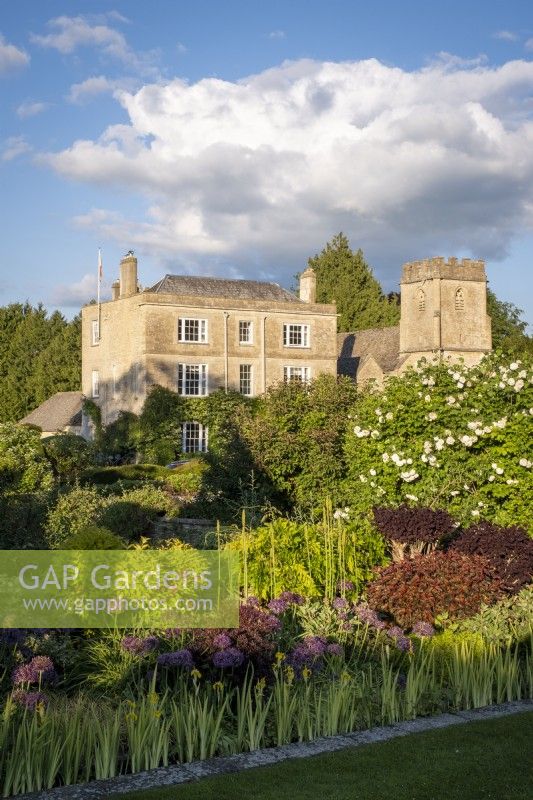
[119,710,533,800]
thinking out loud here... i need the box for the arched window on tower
[417,289,425,311]
[455,287,464,311]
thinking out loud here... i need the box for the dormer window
[417,289,425,312]
[455,288,464,311]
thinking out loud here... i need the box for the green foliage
[454,585,533,644]
[33,315,82,405]
[0,304,80,422]
[136,386,185,464]
[0,492,49,549]
[99,485,178,541]
[343,352,533,531]
[98,411,138,460]
[367,551,504,627]
[46,482,179,547]
[227,514,387,599]
[487,290,533,356]
[83,464,177,485]
[237,374,358,509]
[308,233,400,332]
[45,486,106,548]
[62,526,126,550]
[42,433,93,484]
[0,423,54,494]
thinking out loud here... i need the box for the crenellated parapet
[401,257,486,284]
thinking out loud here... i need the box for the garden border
[21,700,532,800]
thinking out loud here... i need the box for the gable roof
[146,274,302,303]
[20,391,83,432]
[337,326,403,379]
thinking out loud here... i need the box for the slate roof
[337,326,403,379]
[20,391,83,432]
[146,274,302,303]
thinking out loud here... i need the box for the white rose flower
[446,436,455,445]
[369,469,377,476]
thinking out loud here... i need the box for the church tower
[399,257,492,367]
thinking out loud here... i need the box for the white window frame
[283,365,310,384]
[283,323,310,348]
[91,319,99,345]
[239,364,253,396]
[177,363,209,396]
[91,370,100,398]
[182,421,208,453]
[239,320,253,345]
[178,317,208,343]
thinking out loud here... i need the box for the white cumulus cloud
[67,75,137,104]
[493,30,519,42]
[42,57,533,285]
[0,34,29,74]
[31,15,159,76]
[16,101,50,118]
[50,273,110,307]
[2,136,31,162]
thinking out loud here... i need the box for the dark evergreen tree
[307,233,400,332]
[0,304,81,422]
[486,290,533,356]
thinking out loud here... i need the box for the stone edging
[22,700,532,800]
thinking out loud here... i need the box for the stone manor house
[22,251,492,451]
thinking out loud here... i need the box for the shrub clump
[367,551,504,627]
[449,521,533,594]
[62,526,126,550]
[372,506,456,560]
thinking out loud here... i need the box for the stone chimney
[119,251,138,298]
[111,280,120,301]
[299,267,316,303]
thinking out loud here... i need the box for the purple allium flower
[267,598,289,615]
[121,635,159,656]
[12,656,56,686]
[213,632,232,650]
[411,621,436,637]
[332,597,349,610]
[157,649,194,669]
[326,643,344,657]
[212,647,245,668]
[337,580,355,593]
[354,603,382,628]
[288,636,328,668]
[278,591,305,606]
[244,596,260,607]
[11,690,48,711]
[388,626,404,640]
[395,636,412,653]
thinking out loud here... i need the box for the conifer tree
[307,233,400,332]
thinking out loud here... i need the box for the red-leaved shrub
[372,506,456,561]
[449,522,533,594]
[190,601,280,664]
[367,551,503,627]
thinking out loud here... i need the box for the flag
[98,248,103,280]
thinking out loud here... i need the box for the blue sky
[1,0,532,325]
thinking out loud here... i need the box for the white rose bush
[343,352,533,532]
